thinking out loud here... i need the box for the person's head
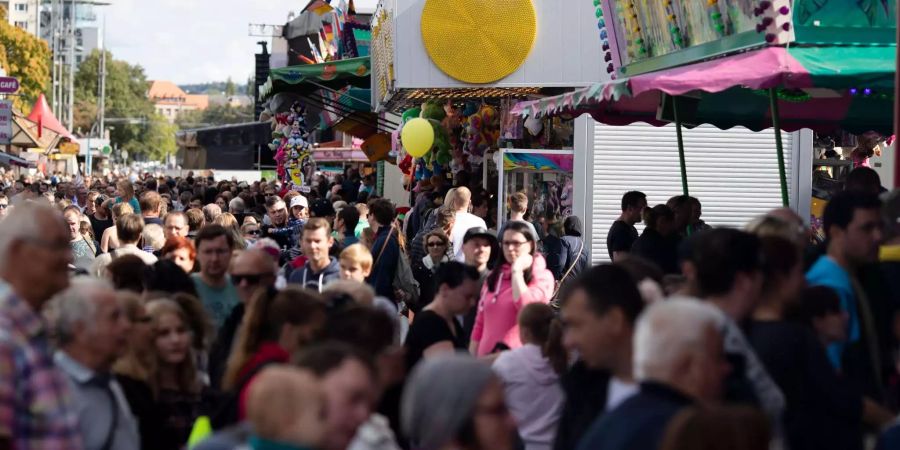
[163,211,189,240]
[845,167,882,196]
[518,303,567,374]
[335,205,360,235]
[667,195,693,231]
[111,201,134,222]
[433,262,481,316]
[690,229,764,320]
[634,298,728,403]
[202,203,222,224]
[746,213,806,246]
[104,254,147,292]
[462,227,496,271]
[214,196,228,212]
[62,205,83,241]
[146,299,199,393]
[339,243,373,282]
[402,354,515,450]
[800,286,848,345]
[116,291,154,359]
[160,236,196,274]
[688,197,704,225]
[758,235,804,309]
[52,278,130,371]
[471,194,490,219]
[266,196,289,226]
[112,210,143,244]
[290,194,310,220]
[140,191,162,217]
[500,221,537,265]
[425,230,450,261]
[295,343,379,450]
[116,180,135,200]
[228,197,246,214]
[643,204,676,235]
[367,198,395,230]
[321,305,399,388]
[246,366,326,449]
[230,249,279,305]
[0,194,9,218]
[508,192,528,216]
[560,264,644,370]
[194,225,234,279]
[142,224,165,252]
[185,208,205,233]
[823,191,883,267]
[322,280,376,308]
[659,406,771,450]
[302,218,334,265]
[224,287,327,390]
[621,191,648,224]
[448,186,472,212]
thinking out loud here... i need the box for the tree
[142,113,177,160]
[0,6,51,112]
[224,77,236,96]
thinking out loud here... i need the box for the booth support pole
[672,97,689,196]
[769,88,790,207]
[894,12,900,188]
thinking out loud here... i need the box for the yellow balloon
[401,118,435,158]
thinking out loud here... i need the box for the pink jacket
[471,254,555,356]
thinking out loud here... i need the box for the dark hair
[621,191,646,211]
[759,235,800,295]
[823,191,881,240]
[368,198,395,227]
[518,303,567,375]
[294,342,377,380]
[322,305,395,356]
[561,264,644,324]
[434,261,480,291]
[144,259,199,297]
[845,167,882,195]
[106,255,147,293]
[690,229,762,297]
[338,205,360,232]
[223,287,328,389]
[194,224,234,251]
[643,204,674,230]
[487,221,538,288]
[799,286,842,325]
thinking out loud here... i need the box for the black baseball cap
[463,227,497,245]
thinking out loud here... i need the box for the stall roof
[259,56,371,100]
[512,45,896,135]
[383,86,542,114]
[26,94,75,141]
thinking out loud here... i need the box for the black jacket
[553,362,610,450]
[207,303,245,390]
[631,228,679,274]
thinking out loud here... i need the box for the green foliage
[0,6,51,112]
[224,77,236,96]
[74,50,173,161]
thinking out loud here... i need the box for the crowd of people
[0,165,899,450]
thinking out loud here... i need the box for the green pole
[672,96,689,196]
[768,88,790,207]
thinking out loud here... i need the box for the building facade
[148,81,209,123]
[3,0,39,35]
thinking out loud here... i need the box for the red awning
[26,94,75,140]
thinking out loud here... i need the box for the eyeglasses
[0,204,8,209]
[231,273,271,285]
[246,229,260,236]
[502,240,529,248]
[426,241,446,247]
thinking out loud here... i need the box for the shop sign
[371,0,395,109]
[58,141,80,155]
[0,101,11,145]
[0,77,19,94]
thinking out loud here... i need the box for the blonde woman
[101,201,134,253]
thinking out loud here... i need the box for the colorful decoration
[401,118,435,158]
[420,0,537,83]
[502,152,574,173]
[272,101,316,192]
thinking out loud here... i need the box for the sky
[104,0,379,85]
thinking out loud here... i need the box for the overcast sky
[105,0,379,85]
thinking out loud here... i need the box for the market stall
[497,149,574,228]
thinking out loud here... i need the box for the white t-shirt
[450,211,487,262]
[605,377,638,412]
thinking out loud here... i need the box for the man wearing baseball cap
[460,227,499,346]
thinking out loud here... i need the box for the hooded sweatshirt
[493,344,564,450]
[287,256,341,292]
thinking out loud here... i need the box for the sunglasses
[0,204,8,209]
[427,241,446,247]
[231,273,271,285]
[246,229,260,236]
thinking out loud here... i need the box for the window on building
[14,21,27,29]
[76,55,83,64]
[15,3,28,12]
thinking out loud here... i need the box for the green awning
[259,56,372,100]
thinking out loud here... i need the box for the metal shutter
[589,122,794,264]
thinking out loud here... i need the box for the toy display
[270,101,317,192]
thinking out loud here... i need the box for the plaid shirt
[0,293,83,449]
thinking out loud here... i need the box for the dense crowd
[0,165,899,450]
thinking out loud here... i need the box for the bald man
[208,249,279,389]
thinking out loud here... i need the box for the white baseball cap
[290,195,309,209]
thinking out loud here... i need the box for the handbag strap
[373,226,394,266]
[552,239,584,299]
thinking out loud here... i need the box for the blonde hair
[447,187,471,212]
[340,243,373,272]
[111,202,134,221]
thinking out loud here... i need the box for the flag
[308,37,323,63]
[307,0,333,16]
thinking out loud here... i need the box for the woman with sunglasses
[470,221,555,357]
[411,230,452,312]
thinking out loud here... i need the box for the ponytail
[518,303,568,375]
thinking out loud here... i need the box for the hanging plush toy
[419,100,451,171]
[272,101,316,192]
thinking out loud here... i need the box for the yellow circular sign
[420,0,537,84]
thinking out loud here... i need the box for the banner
[0,101,11,145]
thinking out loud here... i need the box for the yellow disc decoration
[420,0,537,84]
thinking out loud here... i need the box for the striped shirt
[0,293,83,449]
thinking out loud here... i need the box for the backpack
[374,227,420,308]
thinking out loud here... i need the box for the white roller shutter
[588,122,795,264]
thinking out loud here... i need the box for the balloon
[401,118,435,158]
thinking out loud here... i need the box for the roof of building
[148,80,208,110]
